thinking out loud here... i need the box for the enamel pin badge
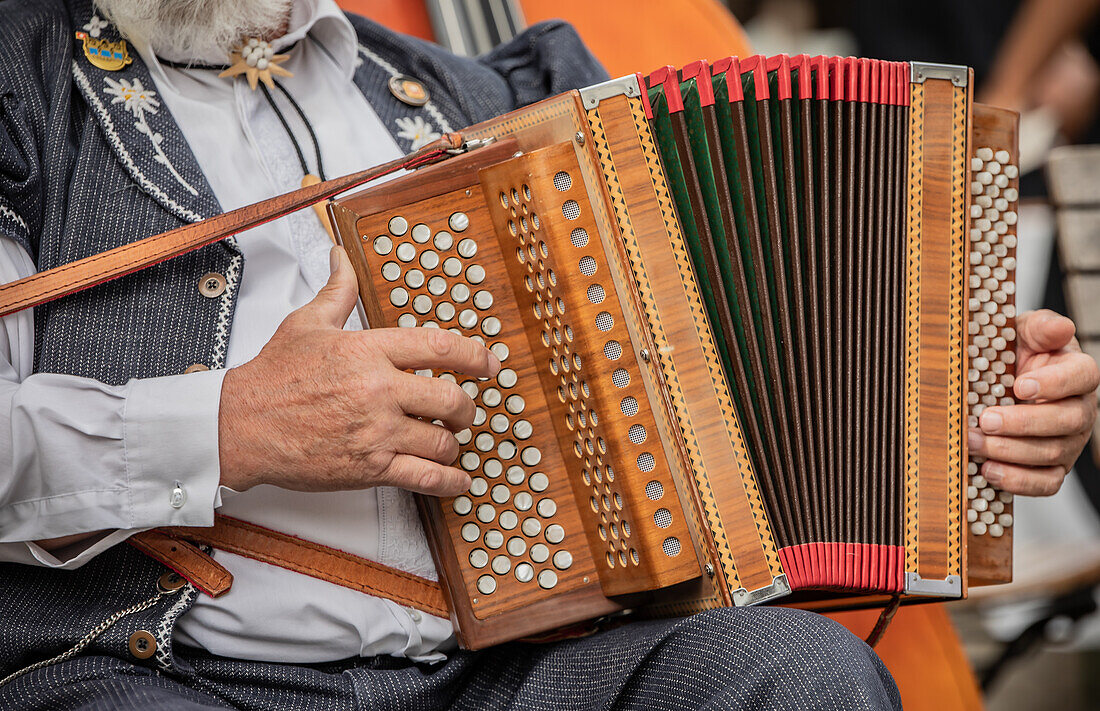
[75,31,133,71]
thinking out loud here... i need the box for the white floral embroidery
[395,115,441,151]
[83,15,109,38]
[102,77,198,196]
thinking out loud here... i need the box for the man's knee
[657,607,901,710]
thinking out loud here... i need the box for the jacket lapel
[69,0,222,224]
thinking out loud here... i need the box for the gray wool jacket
[0,0,606,679]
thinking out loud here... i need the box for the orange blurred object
[832,605,983,711]
[339,0,435,41]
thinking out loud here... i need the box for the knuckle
[426,329,455,359]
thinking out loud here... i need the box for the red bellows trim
[869,59,880,105]
[635,72,655,119]
[765,54,792,100]
[647,65,684,113]
[858,57,871,102]
[740,55,770,98]
[777,543,905,592]
[712,56,745,102]
[790,54,812,100]
[829,56,842,101]
[845,56,859,101]
[681,60,716,106]
[899,62,911,106]
[811,55,828,99]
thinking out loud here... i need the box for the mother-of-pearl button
[537,570,558,589]
[456,428,472,445]
[544,524,565,544]
[388,216,408,236]
[469,477,488,496]
[473,407,487,427]
[396,242,416,262]
[457,238,477,258]
[530,543,549,563]
[412,294,433,314]
[491,556,511,575]
[436,302,455,321]
[469,549,488,568]
[477,575,497,594]
[490,342,510,362]
[553,550,573,570]
[536,498,557,517]
[476,503,495,523]
[490,413,510,433]
[484,530,504,548]
[515,562,534,583]
[382,262,401,281]
[482,317,502,336]
[490,484,510,503]
[505,395,526,414]
[411,223,431,243]
[420,250,440,270]
[976,147,994,161]
[514,491,533,510]
[499,510,518,529]
[484,459,503,478]
[461,523,479,541]
[507,536,526,556]
[498,440,517,459]
[513,420,533,439]
[522,517,541,537]
[459,309,478,329]
[473,290,494,310]
[506,466,525,485]
[453,496,472,515]
[529,472,549,492]
[450,212,470,232]
[397,313,417,328]
[475,432,494,452]
[521,447,543,467]
[451,284,471,302]
[427,276,447,295]
[434,231,454,250]
[467,265,486,284]
[374,236,393,254]
[404,269,425,288]
[443,257,462,277]
[460,452,481,471]
[389,288,409,307]
[497,369,518,388]
[482,388,502,408]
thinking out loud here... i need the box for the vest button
[158,571,187,593]
[128,630,157,659]
[198,272,227,298]
[184,364,209,374]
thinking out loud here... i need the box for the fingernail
[981,410,1003,433]
[488,352,501,376]
[1016,377,1039,399]
[983,462,1003,486]
[968,428,984,452]
[329,247,340,274]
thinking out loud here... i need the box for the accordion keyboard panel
[478,141,702,596]
[353,187,598,619]
[966,104,1018,585]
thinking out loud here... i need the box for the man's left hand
[969,309,1100,495]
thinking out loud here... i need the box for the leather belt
[132,515,451,618]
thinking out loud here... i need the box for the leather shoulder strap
[0,134,466,318]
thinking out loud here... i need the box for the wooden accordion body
[330,56,1020,649]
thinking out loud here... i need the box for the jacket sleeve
[477,20,611,110]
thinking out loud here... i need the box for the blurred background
[341,1,1100,708]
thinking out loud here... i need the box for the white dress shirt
[0,0,454,663]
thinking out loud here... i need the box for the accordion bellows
[331,55,1018,649]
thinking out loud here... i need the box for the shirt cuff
[125,368,228,529]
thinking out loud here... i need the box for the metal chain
[0,589,168,688]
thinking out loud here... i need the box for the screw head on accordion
[330,55,1019,649]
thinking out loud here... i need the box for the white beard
[94,0,292,61]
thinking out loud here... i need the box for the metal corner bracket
[904,571,963,597]
[731,574,791,607]
[910,62,968,88]
[579,75,642,109]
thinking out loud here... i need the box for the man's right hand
[217,246,499,497]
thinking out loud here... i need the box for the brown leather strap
[164,515,450,618]
[0,133,466,318]
[129,529,234,597]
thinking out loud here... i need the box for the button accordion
[330,55,1019,650]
